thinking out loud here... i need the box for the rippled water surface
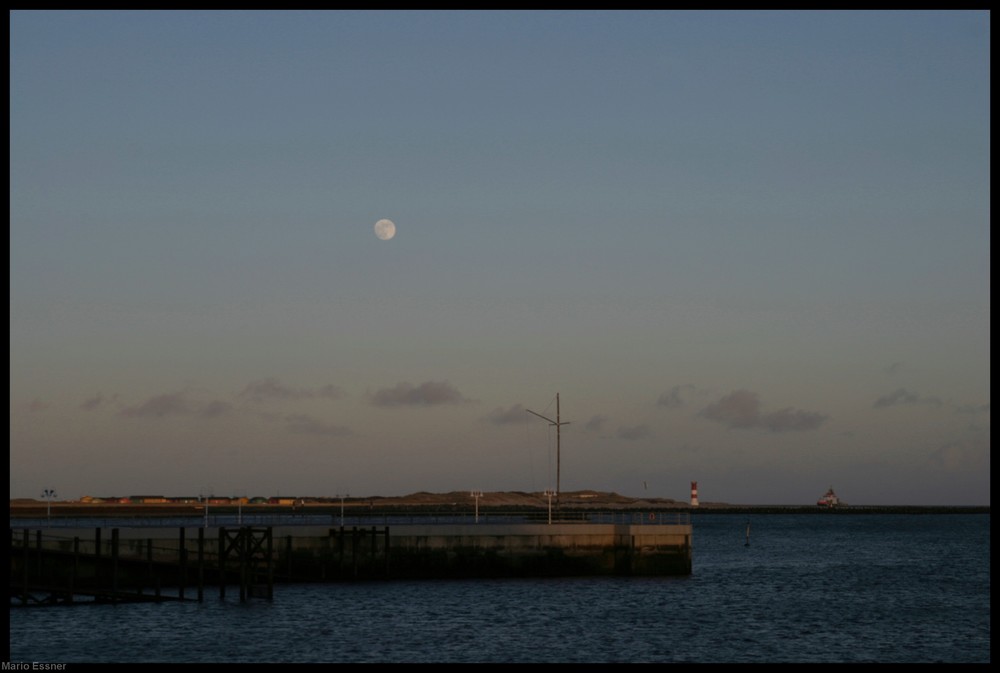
[9,513,990,663]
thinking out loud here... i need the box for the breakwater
[687,505,990,515]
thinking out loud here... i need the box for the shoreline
[8,496,989,520]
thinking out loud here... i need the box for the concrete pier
[10,519,692,604]
[286,522,692,579]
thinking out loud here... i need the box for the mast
[526,393,570,510]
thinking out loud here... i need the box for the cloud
[370,381,471,407]
[585,415,607,433]
[955,403,990,415]
[757,407,828,432]
[80,393,106,411]
[283,414,352,436]
[884,362,904,376]
[484,404,527,425]
[27,398,47,413]
[119,391,231,419]
[873,388,943,409]
[120,392,194,418]
[657,384,695,409]
[617,424,651,441]
[201,400,233,418]
[927,437,989,472]
[238,378,343,403]
[700,390,828,433]
[701,390,761,429]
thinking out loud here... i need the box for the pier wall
[297,523,693,578]
[210,522,690,577]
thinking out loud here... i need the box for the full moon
[374,218,396,241]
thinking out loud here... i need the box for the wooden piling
[352,527,358,578]
[239,529,247,603]
[94,528,102,593]
[178,527,186,601]
[384,526,390,576]
[21,529,29,603]
[71,537,79,602]
[35,530,43,577]
[111,528,119,603]
[197,527,205,603]
[218,527,227,600]
[144,538,153,596]
[338,526,345,572]
[266,526,274,600]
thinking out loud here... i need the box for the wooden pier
[9,526,275,606]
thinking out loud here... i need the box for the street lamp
[543,489,555,525]
[337,493,349,527]
[471,491,484,523]
[41,489,57,520]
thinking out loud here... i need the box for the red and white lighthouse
[690,481,699,507]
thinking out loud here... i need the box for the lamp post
[41,489,57,520]
[200,489,212,528]
[543,489,555,524]
[471,491,484,523]
[337,493,349,527]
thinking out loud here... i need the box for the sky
[9,10,990,506]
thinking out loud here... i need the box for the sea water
[7,513,990,663]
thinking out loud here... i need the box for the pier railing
[10,526,277,606]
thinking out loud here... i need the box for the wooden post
[148,538,159,598]
[266,527,274,600]
[21,529,29,604]
[197,527,205,603]
[144,539,153,596]
[71,536,79,602]
[325,529,334,580]
[111,528,119,603]
[219,527,227,600]
[178,527,186,601]
[351,526,360,579]
[384,527,390,577]
[94,528,102,597]
[338,527,345,575]
[239,528,248,603]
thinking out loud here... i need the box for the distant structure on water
[817,487,842,507]
[690,482,699,507]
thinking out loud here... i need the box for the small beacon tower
[690,482,699,507]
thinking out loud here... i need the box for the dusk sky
[10,11,990,505]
